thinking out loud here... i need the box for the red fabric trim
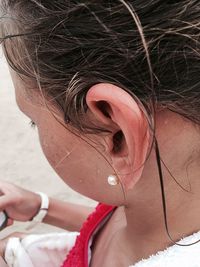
[62,203,115,267]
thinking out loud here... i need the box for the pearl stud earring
[107,174,119,186]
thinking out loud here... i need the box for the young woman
[0,1,200,266]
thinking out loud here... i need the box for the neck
[122,167,200,264]
[120,112,200,264]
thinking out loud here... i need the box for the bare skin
[1,73,200,266]
[90,110,200,266]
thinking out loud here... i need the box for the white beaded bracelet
[26,192,49,230]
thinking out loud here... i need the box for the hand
[0,181,41,223]
[0,232,27,259]
[0,256,8,267]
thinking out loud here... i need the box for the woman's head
[1,1,200,207]
[1,0,200,127]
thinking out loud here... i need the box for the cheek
[37,126,114,201]
[38,129,72,169]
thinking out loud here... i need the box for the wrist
[31,193,42,220]
[26,192,49,230]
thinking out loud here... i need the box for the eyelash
[29,120,36,129]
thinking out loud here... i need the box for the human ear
[86,83,151,190]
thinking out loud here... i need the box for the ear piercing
[107,174,119,186]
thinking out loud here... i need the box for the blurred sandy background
[0,51,95,237]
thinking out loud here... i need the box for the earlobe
[86,83,151,190]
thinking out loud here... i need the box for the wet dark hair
[1,0,200,246]
[1,0,200,129]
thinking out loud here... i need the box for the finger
[7,232,27,239]
[0,182,11,195]
[0,239,7,259]
[0,256,8,267]
[0,195,15,211]
[0,181,20,196]
[6,218,14,227]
